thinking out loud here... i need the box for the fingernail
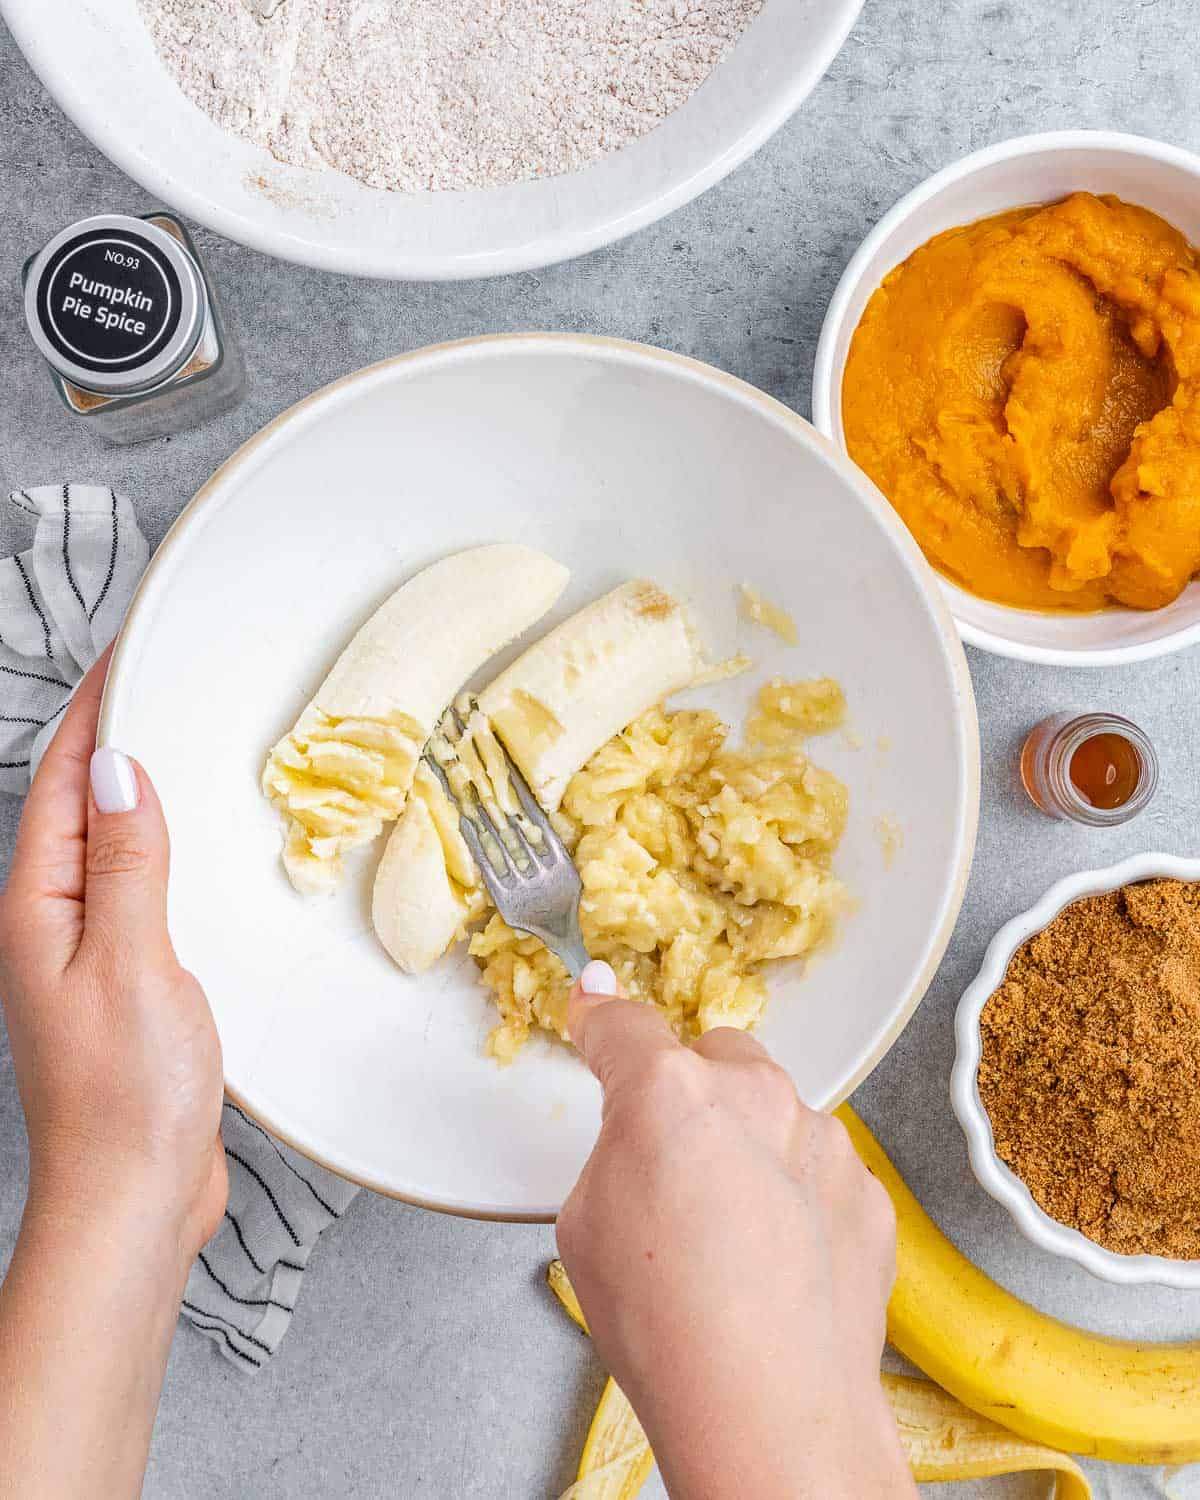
[90,747,139,814]
[580,960,618,997]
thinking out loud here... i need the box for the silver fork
[422,704,591,980]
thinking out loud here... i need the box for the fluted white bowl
[952,852,1200,1289]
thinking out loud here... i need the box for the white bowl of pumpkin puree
[813,131,1200,666]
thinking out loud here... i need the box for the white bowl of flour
[1,0,863,279]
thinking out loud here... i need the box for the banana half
[371,580,706,973]
[262,545,569,893]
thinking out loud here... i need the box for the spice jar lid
[24,214,205,397]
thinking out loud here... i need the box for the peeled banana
[837,1104,1200,1465]
[262,545,568,892]
[477,580,703,813]
[372,580,704,971]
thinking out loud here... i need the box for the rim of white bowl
[97,332,980,1218]
[1,0,864,281]
[951,852,1200,1289]
[811,128,1200,668]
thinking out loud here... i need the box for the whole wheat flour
[138,0,764,194]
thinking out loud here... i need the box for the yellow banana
[547,1264,1092,1498]
[837,1104,1200,1464]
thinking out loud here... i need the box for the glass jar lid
[24,213,205,396]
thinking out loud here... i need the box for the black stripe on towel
[197,1250,292,1313]
[224,1102,342,1218]
[225,1149,302,1247]
[223,1209,267,1276]
[180,1303,266,1367]
[181,1301,272,1355]
[12,555,53,660]
[0,662,62,688]
[61,485,87,619]
[88,490,119,623]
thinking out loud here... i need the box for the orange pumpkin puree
[843,193,1200,611]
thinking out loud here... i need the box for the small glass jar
[23,211,245,444]
[1020,712,1159,827]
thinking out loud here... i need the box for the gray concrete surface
[2,1,1199,1495]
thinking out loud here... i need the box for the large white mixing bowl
[100,335,978,1218]
[2,0,862,280]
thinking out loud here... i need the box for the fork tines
[423,698,563,888]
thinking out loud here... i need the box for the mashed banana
[844,193,1200,611]
[746,676,846,747]
[471,683,849,1062]
[739,583,799,643]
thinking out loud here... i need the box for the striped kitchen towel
[1,483,148,792]
[1,484,360,1368]
[187,1101,359,1370]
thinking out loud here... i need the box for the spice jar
[1020,711,1159,826]
[22,212,245,444]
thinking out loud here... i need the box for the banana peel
[558,1378,654,1500]
[836,1105,1200,1464]
[551,1101,1200,1486]
[888,1372,1090,1497]
[558,1370,1092,1500]
[549,1289,1091,1500]
[547,1267,648,1499]
[548,1258,588,1333]
[548,1263,1091,1498]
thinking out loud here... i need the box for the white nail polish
[90,747,139,813]
[580,959,618,996]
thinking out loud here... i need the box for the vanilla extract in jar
[23,212,245,444]
[1020,712,1159,826]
